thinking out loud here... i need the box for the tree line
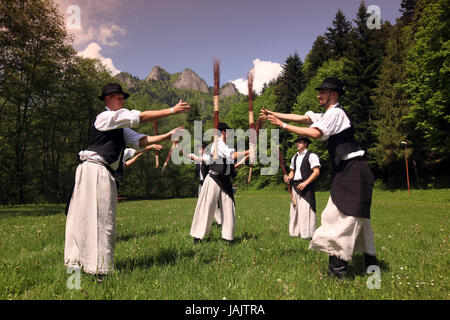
[0,0,448,204]
[240,0,449,191]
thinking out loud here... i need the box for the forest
[0,0,448,204]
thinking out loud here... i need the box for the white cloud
[77,42,121,76]
[232,59,283,95]
[99,24,126,46]
[54,0,126,47]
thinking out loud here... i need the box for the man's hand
[259,107,272,120]
[148,144,163,151]
[267,114,283,127]
[283,175,291,184]
[168,126,184,140]
[172,100,191,114]
[296,181,308,191]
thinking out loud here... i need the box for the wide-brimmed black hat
[98,83,130,101]
[218,122,232,131]
[296,136,311,145]
[315,77,345,94]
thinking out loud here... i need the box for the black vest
[210,157,236,178]
[209,156,236,202]
[327,107,360,168]
[292,151,314,185]
[291,151,316,212]
[195,162,210,185]
[86,115,125,180]
[327,106,374,218]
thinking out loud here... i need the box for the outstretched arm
[125,144,163,167]
[138,127,183,149]
[234,155,250,169]
[139,100,190,123]
[232,150,250,161]
[260,107,312,125]
[267,115,323,139]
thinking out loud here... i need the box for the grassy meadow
[0,188,448,300]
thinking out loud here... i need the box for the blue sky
[57,0,404,93]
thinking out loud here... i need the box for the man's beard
[319,95,330,107]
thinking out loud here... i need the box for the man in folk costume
[284,136,320,239]
[184,142,222,226]
[190,123,249,243]
[264,77,378,278]
[64,83,189,276]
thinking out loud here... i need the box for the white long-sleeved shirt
[211,136,236,176]
[79,107,146,170]
[305,103,365,161]
[289,150,321,180]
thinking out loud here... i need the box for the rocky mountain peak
[172,68,208,93]
[145,66,170,82]
[220,82,238,98]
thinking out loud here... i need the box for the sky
[55,0,404,94]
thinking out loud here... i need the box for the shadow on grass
[229,231,259,245]
[115,247,196,271]
[348,254,390,278]
[116,227,167,242]
[191,231,259,246]
[0,204,65,217]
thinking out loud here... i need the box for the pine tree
[274,53,305,151]
[325,9,353,58]
[370,23,414,187]
[404,0,450,186]
[341,1,386,152]
[274,53,305,114]
[399,0,419,25]
[303,35,332,83]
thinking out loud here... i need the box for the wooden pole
[213,57,220,160]
[153,120,159,168]
[403,142,410,195]
[247,71,256,183]
[279,147,296,206]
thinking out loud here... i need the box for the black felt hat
[315,77,345,94]
[218,122,232,131]
[296,136,312,145]
[98,83,130,101]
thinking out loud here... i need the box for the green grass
[0,189,449,300]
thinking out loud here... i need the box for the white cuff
[130,110,141,128]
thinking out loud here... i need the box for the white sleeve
[218,140,235,162]
[305,111,323,124]
[309,153,321,169]
[122,148,137,163]
[202,153,213,165]
[94,109,141,131]
[310,108,350,141]
[123,128,146,150]
[289,155,296,170]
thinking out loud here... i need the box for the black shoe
[328,255,348,279]
[193,237,202,244]
[364,253,378,271]
[222,239,234,245]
